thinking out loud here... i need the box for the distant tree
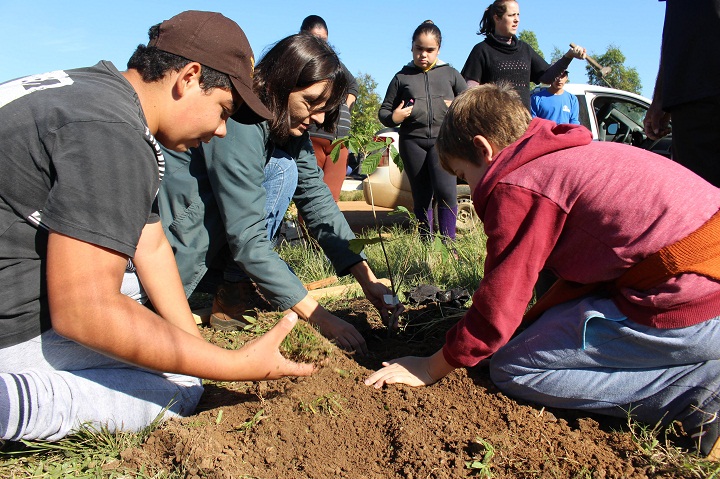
[330,72,395,174]
[550,46,563,64]
[519,30,544,89]
[586,44,642,94]
[518,30,544,60]
[349,72,383,145]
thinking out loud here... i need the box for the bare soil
[121,299,693,478]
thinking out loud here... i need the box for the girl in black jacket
[379,20,467,241]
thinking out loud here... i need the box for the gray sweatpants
[0,329,203,441]
[490,295,720,432]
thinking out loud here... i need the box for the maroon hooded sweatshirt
[443,119,720,368]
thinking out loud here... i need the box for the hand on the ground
[565,45,586,59]
[365,356,437,388]
[362,281,406,329]
[233,312,316,380]
[644,101,672,140]
[313,312,368,355]
[391,101,414,124]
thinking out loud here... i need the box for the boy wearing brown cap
[366,83,720,459]
[0,11,313,442]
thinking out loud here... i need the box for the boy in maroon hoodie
[365,83,720,458]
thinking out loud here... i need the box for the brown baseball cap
[148,10,272,124]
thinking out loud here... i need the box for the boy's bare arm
[133,221,202,339]
[45,231,314,381]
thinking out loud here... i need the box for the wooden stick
[306,278,391,301]
[304,276,338,291]
[570,43,611,76]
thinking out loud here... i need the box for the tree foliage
[518,30,544,61]
[330,72,400,174]
[518,30,544,89]
[349,72,383,147]
[550,46,564,64]
[586,44,642,94]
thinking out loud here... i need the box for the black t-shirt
[461,34,549,107]
[0,61,163,347]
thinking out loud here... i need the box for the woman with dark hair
[299,15,358,202]
[378,20,467,241]
[154,33,401,353]
[461,0,586,108]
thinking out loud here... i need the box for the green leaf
[348,237,384,254]
[331,136,349,148]
[389,144,403,172]
[388,206,410,217]
[360,151,383,175]
[329,141,344,163]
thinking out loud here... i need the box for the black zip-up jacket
[379,60,467,139]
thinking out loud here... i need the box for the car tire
[456,195,479,232]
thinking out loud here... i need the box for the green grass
[338,189,364,202]
[355,222,487,300]
[0,412,177,478]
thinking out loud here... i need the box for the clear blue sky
[0,1,666,98]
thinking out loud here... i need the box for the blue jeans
[0,330,203,441]
[224,148,298,282]
[490,295,720,433]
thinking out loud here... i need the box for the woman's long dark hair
[253,33,347,142]
[478,0,514,36]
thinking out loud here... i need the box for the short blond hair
[437,82,531,171]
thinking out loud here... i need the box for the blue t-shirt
[530,89,579,125]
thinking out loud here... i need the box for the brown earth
[120,299,694,479]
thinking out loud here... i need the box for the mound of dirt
[121,299,687,478]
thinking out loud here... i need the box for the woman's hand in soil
[364,350,455,388]
[349,261,405,329]
[362,280,406,329]
[293,294,368,355]
[233,312,317,380]
[313,311,369,356]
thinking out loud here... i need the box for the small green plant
[299,394,346,417]
[466,437,495,477]
[233,409,266,433]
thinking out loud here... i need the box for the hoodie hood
[474,118,593,217]
[403,59,448,71]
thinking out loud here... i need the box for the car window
[592,96,647,144]
[591,94,673,158]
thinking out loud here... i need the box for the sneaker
[690,412,720,460]
[209,281,273,331]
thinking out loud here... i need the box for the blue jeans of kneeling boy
[490,295,720,435]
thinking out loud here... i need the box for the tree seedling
[465,437,495,477]
[331,134,403,330]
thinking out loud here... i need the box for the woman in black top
[461,0,585,108]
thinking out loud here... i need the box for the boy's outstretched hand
[364,350,456,388]
[233,312,316,380]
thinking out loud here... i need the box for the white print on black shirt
[0,70,73,109]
